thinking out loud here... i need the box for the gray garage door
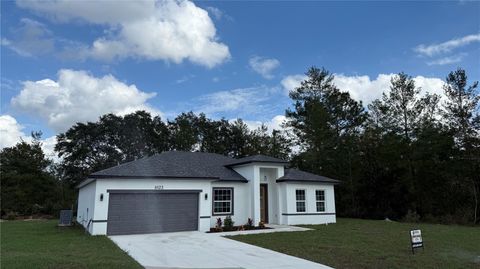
[107,190,199,235]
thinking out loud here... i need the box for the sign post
[410,229,424,254]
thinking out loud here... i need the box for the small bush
[224,216,234,231]
[258,221,265,228]
[5,212,17,220]
[403,210,420,223]
[215,218,223,232]
[245,218,254,229]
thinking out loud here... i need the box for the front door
[260,184,268,223]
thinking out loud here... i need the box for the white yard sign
[410,229,424,254]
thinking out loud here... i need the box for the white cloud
[40,135,58,162]
[11,69,158,132]
[1,18,54,57]
[196,87,271,116]
[427,53,466,66]
[281,74,307,95]
[242,115,287,133]
[0,115,27,148]
[0,115,57,160]
[249,56,280,79]
[414,33,480,57]
[333,74,393,105]
[16,0,230,68]
[281,73,445,105]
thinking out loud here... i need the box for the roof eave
[276,179,341,184]
[89,174,220,179]
[225,160,288,167]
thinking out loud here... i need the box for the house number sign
[154,185,164,190]
[410,229,424,254]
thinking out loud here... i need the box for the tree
[168,112,200,151]
[285,67,366,215]
[0,133,60,216]
[56,111,170,186]
[443,68,480,224]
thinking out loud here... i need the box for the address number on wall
[154,185,164,190]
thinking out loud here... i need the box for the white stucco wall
[77,180,97,234]
[78,163,337,235]
[210,182,250,227]
[280,183,336,225]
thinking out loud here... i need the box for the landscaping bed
[208,216,271,233]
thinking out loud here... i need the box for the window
[295,189,306,212]
[212,188,233,215]
[316,190,326,212]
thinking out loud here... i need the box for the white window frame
[212,187,233,215]
[295,189,306,213]
[315,189,326,212]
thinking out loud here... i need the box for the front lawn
[230,218,480,269]
[0,220,142,269]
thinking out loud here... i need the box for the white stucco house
[77,151,339,235]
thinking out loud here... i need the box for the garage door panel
[107,192,199,235]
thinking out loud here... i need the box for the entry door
[260,184,268,223]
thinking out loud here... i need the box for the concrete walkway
[110,230,332,269]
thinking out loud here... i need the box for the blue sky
[1,0,479,154]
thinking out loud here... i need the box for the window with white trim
[295,189,306,212]
[316,190,326,212]
[212,188,233,215]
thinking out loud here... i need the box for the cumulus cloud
[0,115,57,160]
[249,56,280,79]
[281,74,307,95]
[16,0,230,67]
[1,18,54,57]
[281,73,445,105]
[11,69,158,132]
[0,115,27,148]
[414,33,480,57]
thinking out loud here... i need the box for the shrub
[5,212,17,220]
[215,217,223,232]
[245,218,254,229]
[403,210,420,223]
[258,221,265,228]
[224,216,234,231]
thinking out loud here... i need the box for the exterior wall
[88,178,214,235]
[259,167,280,224]
[77,180,97,234]
[233,163,285,225]
[79,163,337,235]
[210,182,250,227]
[232,165,254,223]
[280,183,336,225]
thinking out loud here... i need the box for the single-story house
[77,151,340,235]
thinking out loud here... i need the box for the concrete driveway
[109,231,332,269]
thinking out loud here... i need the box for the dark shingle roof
[90,151,246,182]
[85,152,338,187]
[224,154,288,166]
[277,169,340,184]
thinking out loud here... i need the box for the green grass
[1,220,142,269]
[230,218,480,269]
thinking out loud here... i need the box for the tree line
[1,67,478,225]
